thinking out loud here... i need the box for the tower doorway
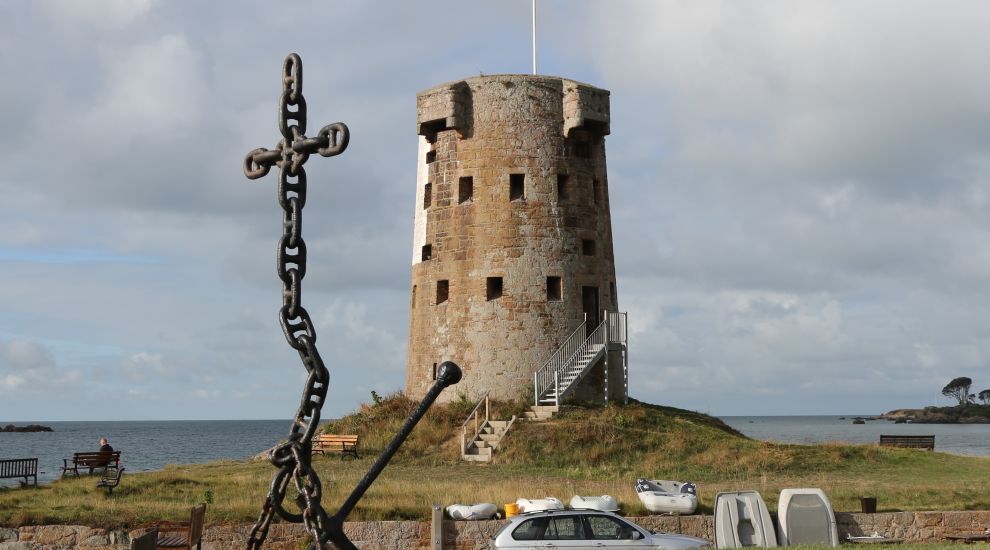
[582,286,600,337]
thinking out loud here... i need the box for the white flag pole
[532,0,537,74]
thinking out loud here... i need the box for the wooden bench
[312,434,359,458]
[97,467,125,495]
[62,451,121,477]
[0,458,38,487]
[157,503,206,550]
[879,435,935,450]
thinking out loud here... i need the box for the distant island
[880,407,989,424]
[1,424,53,432]
[881,376,990,424]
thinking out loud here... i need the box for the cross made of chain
[242,52,349,550]
[242,53,462,550]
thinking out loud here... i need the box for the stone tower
[405,74,624,404]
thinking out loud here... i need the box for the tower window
[424,183,432,209]
[610,281,617,305]
[432,362,438,380]
[421,244,432,261]
[436,280,449,304]
[509,174,525,201]
[458,176,474,203]
[592,179,600,205]
[411,285,417,309]
[426,149,436,164]
[582,239,596,256]
[557,174,569,202]
[547,276,562,302]
[486,277,503,301]
[575,141,591,158]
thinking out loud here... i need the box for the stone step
[479,434,501,442]
[487,420,511,428]
[529,405,559,413]
[467,443,492,453]
[461,453,491,462]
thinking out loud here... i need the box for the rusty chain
[243,53,348,550]
[243,53,461,550]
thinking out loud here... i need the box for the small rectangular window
[592,179,600,205]
[557,174,568,202]
[576,139,591,158]
[436,280,449,304]
[458,176,473,203]
[582,239,596,256]
[426,150,436,164]
[424,183,432,209]
[547,276,562,302]
[432,362,437,380]
[411,285,417,309]
[486,277,503,301]
[421,244,432,261]
[509,174,525,201]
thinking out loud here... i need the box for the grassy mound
[3,394,989,527]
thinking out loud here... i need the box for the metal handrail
[533,318,587,403]
[534,318,609,405]
[460,390,490,456]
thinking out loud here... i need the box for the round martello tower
[406,74,626,404]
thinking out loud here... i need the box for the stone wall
[407,74,619,404]
[4,511,989,550]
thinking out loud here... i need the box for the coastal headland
[2,396,989,531]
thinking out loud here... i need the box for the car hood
[647,533,711,549]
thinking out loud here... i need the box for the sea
[2,416,988,487]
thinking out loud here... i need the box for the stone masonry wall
[406,74,619,404]
[4,511,989,550]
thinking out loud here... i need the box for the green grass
[2,395,989,528]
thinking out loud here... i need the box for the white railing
[533,318,587,404]
[533,311,628,406]
[534,318,609,405]
[606,311,627,346]
[460,390,490,456]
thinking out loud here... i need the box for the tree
[979,389,990,405]
[942,377,973,406]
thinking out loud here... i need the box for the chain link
[244,53,348,550]
[243,53,461,550]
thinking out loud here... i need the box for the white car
[490,509,711,549]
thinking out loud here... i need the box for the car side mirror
[631,531,644,540]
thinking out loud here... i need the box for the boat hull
[446,503,498,520]
[714,490,777,548]
[570,495,620,512]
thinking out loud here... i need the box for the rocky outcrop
[0,425,53,433]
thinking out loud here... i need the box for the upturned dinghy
[714,491,777,548]
[515,497,564,513]
[445,502,498,520]
[776,488,838,547]
[635,479,698,514]
[569,495,620,512]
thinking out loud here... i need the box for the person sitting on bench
[99,437,114,452]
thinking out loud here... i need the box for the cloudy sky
[1,1,988,421]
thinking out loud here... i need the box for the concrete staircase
[521,405,559,421]
[462,418,515,462]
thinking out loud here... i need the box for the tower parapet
[406,74,619,403]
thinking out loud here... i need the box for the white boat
[714,491,777,548]
[634,479,698,514]
[445,502,498,520]
[569,495,620,512]
[776,488,838,547]
[515,497,564,513]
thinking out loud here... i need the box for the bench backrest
[0,458,38,477]
[189,504,206,546]
[130,528,157,550]
[74,451,121,465]
[316,435,358,443]
[879,435,935,448]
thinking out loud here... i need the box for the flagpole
[532,0,537,74]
